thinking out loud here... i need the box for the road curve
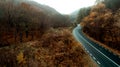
[72,25,120,67]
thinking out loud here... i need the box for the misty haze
[0,0,120,67]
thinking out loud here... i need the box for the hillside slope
[0,28,97,67]
[79,3,120,52]
[0,0,70,46]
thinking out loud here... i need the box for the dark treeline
[76,7,91,24]
[0,0,71,46]
[96,0,120,11]
[77,0,120,24]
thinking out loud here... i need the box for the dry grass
[0,28,97,67]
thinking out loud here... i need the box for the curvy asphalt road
[73,25,120,67]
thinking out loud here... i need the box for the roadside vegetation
[77,0,120,53]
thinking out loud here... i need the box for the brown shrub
[0,28,97,67]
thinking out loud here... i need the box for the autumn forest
[0,0,120,67]
[77,0,120,51]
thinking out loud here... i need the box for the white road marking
[90,53,92,56]
[73,27,120,66]
[93,56,96,60]
[97,61,101,65]
[87,50,89,53]
[78,33,120,67]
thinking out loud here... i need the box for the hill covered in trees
[77,0,120,52]
[0,28,97,67]
[0,0,97,67]
[0,0,71,46]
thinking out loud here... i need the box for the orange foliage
[89,12,98,17]
[81,2,120,51]
[0,28,97,67]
